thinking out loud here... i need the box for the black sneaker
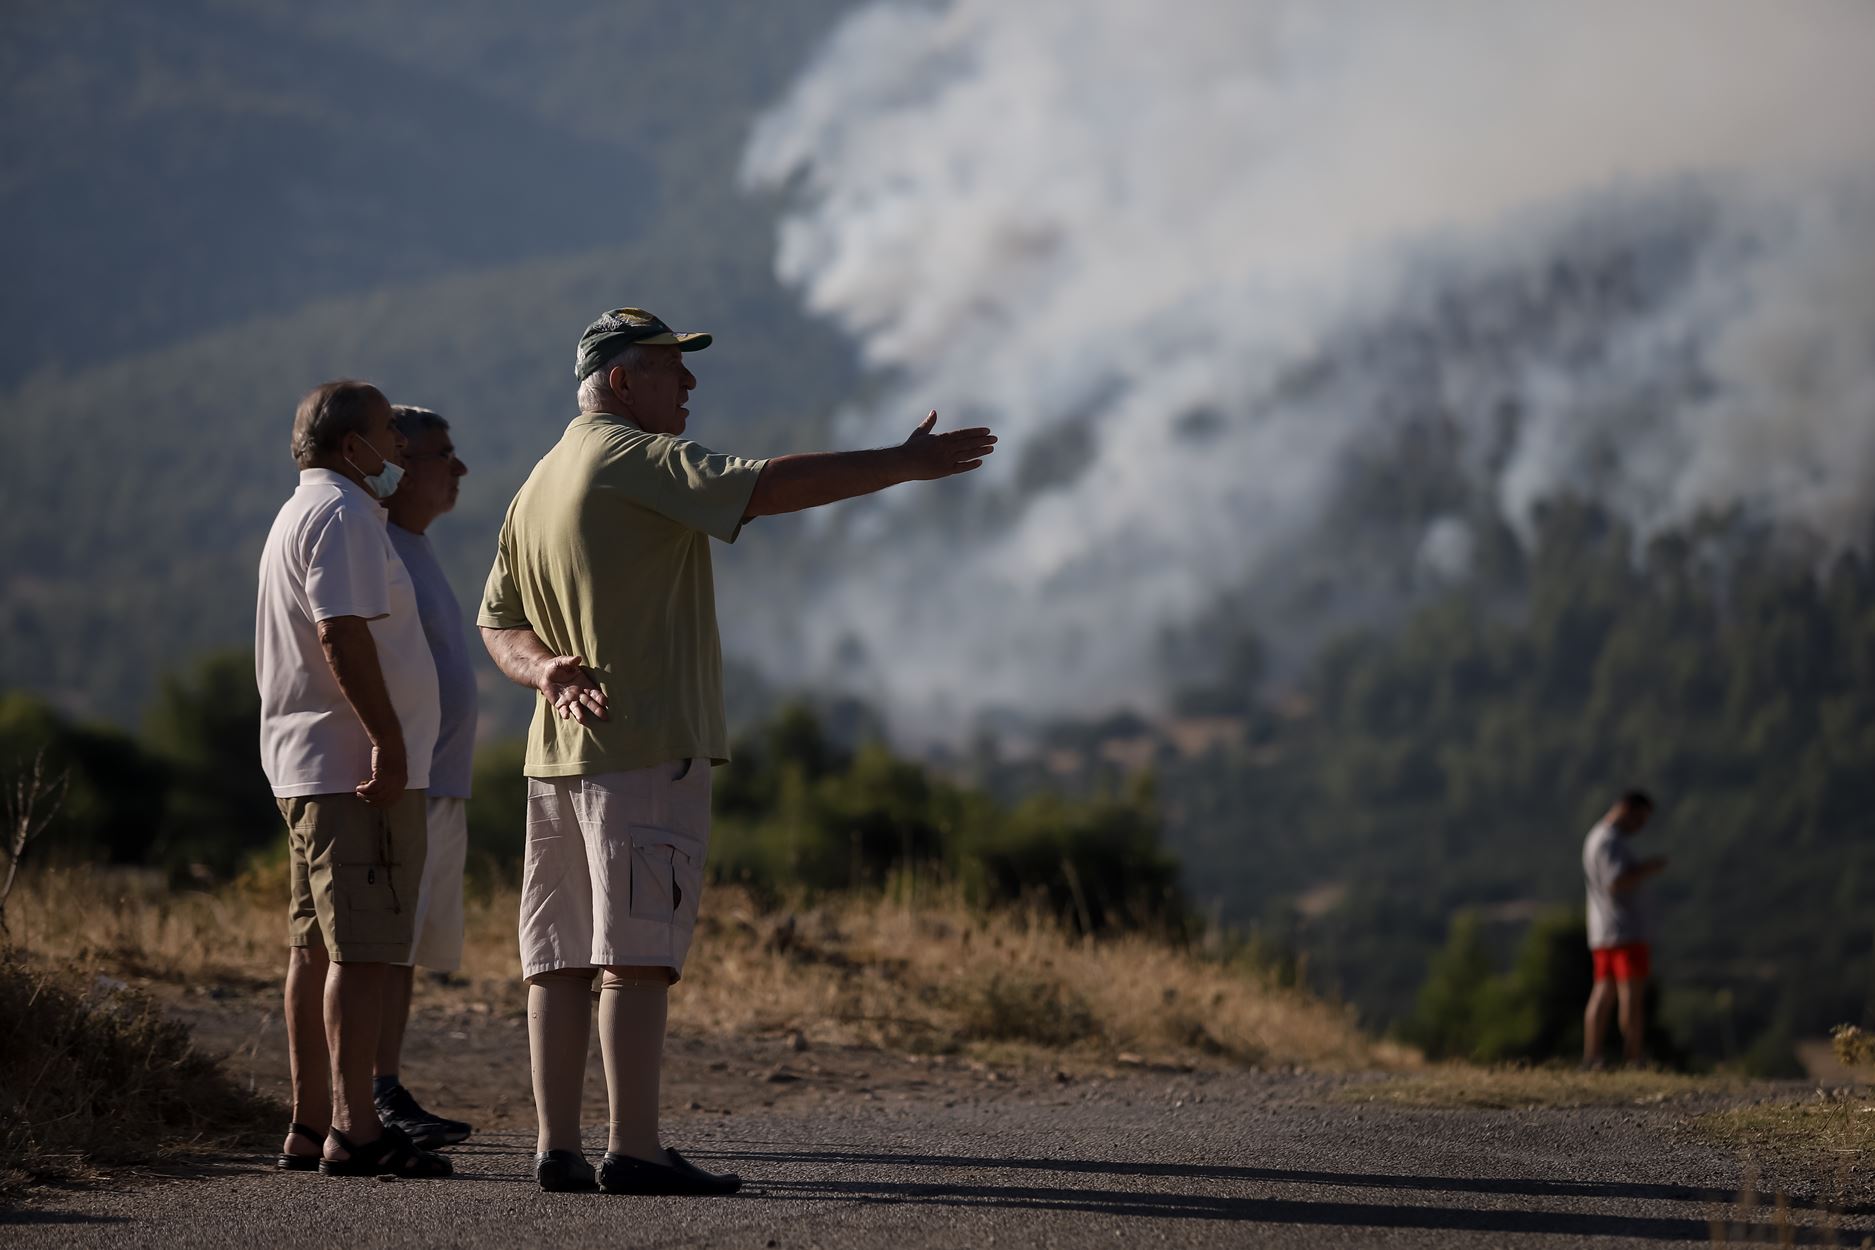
[599,1147,741,1196]
[536,1149,598,1192]
[374,1083,472,1149]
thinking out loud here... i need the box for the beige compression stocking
[598,970,671,1161]
[528,970,595,1153]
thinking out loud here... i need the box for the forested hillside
[998,501,1875,1058]
[1,2,1867,1069]
[0,0,857,720]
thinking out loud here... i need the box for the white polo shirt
[256,468,439,797]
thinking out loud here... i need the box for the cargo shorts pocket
[626,824,703,925]
[335,861,401,915]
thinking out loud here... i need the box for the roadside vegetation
[1343,1065,1741,1110]
[1689,1025,1875,1175]
[0,959,279,1206]
[6,863,1400,1078]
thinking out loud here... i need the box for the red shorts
[1592,943,1651,982]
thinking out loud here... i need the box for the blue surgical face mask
[345,441,404,500]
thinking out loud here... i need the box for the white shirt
[255,469,439,797]
[1582,820,1651,949]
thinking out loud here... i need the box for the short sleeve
[611,435,767,543]
[476,523,530,629]
[304,504,391,623]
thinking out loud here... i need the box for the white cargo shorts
[404,794,468,973]
[518,759,710,983]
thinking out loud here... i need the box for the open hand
[900,410,996,481]
[538,654,609,726]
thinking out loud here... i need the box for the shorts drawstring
[380,808,403,914]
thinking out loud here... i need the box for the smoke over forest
[739,0,1875,725]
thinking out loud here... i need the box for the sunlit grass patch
[10,865,1407,1074]
[1341,1064,1739,1109]
[1693,1091,1875,1173]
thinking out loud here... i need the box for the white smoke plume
[739,0,1875,724]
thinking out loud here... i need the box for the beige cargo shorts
[280,789,427,963]
[518,759,709,984]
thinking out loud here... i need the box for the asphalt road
[6,1072,1869,1248]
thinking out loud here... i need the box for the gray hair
[576,343,655,411]
[292,379,384,468]
[391,404,449,440]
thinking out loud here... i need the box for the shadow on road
[695,1147,1867,1244]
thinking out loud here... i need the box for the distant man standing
[256,380,449,1177]
[370,404,477,1149]
[479,307,994,1193]
[1582,789,1665,1067]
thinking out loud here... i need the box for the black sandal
[317,1125,453,1178]
[275,1122,325,1172]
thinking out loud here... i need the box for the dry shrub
[1833,1024,1875,1071]
[0,956,279,1204]
[674,882,1405,1070]
[955,972,1099,1048]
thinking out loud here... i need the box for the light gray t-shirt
[1582,820,1651,948]
[388,524,478,799]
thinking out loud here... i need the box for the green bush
[465,738,529,884]
[1406,907,1683,1066]
[0,693,171,866]
[143,649,276,874]
[704,703,1189,934]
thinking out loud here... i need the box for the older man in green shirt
[479,307,995,1195]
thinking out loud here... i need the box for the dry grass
[8,865,1407,1074]
[0,959,280,1205]
[1693,1090,1875,1174]
[1342,1064,1744,1110]
[1836,1024,1875,1071]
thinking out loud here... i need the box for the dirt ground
[160,971,1110,1138]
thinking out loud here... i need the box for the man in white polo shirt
[255,379,449,1179]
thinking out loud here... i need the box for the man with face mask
[369,404,477,1150]
[480,308,995,1194]
[255,379,449,1178]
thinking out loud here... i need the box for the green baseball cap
[574,306,712,380]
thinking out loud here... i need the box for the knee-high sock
[597,973,669,1160]
[528,973,594,1154]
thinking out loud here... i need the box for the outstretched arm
[744,411,995,519]
[479,625,609,726]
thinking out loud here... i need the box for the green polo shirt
[478,412,767,777]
